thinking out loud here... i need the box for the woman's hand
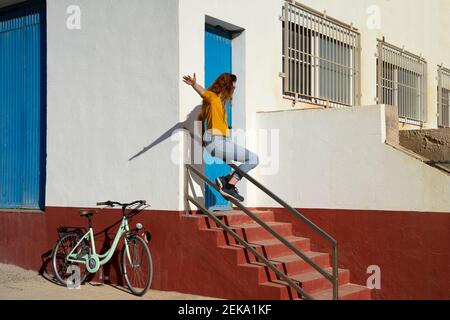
[183,73,197,86]
[184,73,206,97]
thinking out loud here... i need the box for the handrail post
[184,164,190,216]
[332,242,339,300]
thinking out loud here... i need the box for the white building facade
[13,0,446,212]
[1,0,449,300]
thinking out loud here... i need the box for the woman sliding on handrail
[183,72,259,202]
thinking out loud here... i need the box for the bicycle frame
[66,215,132,273]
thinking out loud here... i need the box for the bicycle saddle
[79,209,96,217]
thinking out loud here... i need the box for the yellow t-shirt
[198,90,229,136]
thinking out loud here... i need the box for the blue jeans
[203,131,259,181]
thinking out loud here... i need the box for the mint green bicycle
[51,200,153,296]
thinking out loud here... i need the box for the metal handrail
[229,164,338,300]
[185,163,339,300]
[188,195,313,300]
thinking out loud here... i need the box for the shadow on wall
[128,105,203,161]
[128,105,207,208]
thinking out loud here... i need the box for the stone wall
[399,128,450,171]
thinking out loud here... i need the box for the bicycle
[51,200,153,296]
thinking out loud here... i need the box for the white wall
[46,0,180,209]
[179,0,450,211]
[253,105,450,212]
[179,0,450,129]
[41,0,449,210]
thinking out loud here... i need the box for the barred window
[437,66,450,128]
[376,39,427,124]
[281,1,361,107]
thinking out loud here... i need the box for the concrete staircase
[184,209,371,300]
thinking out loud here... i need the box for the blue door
[204,26,233,211]
[0,1,46,209]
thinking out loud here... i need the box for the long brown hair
[207,73,237,106]
[200,73,236,129]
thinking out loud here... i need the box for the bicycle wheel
[52,232,88,287]
[122,235,153,296]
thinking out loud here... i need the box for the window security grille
[376,38,428,124]
[281,1,361,107]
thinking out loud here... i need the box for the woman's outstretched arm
[182,73,206,97]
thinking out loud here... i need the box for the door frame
[203,20,246,211]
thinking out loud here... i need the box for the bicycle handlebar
[96,200,147,208]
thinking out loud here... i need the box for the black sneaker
[215,176,229,189]
[219,184,244,202]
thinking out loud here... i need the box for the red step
[310,284,372,300]
[193,210,275,228]
[217,235,312,264]
[237,251,331,283]
[259,267,349,299]
[200,221,293,245]
[256,281,298,300]
[285,267,350,293]
[271,252,330,274]
[259,251,330,277]
[251,236,311,259]
[229,221,293,242]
